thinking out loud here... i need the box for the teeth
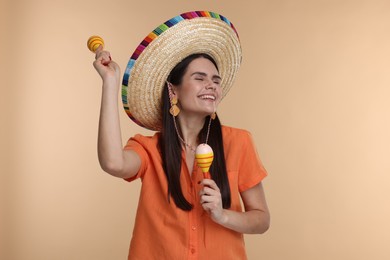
[200,95,215,100]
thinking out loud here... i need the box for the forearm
[97,81,126,176]
[216,208,270,234]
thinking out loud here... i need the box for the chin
[202,111,215,117]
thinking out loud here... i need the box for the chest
[185,151,196,175]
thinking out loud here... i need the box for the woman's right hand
[93,45,121,88]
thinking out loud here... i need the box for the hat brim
[122,11,242,131]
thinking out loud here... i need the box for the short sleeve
[237,131,268,192]
[123,134,150,182]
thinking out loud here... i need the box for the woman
[93,11,270,260]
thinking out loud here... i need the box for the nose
[205,80,217,90]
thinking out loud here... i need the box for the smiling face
[172,57,222,118]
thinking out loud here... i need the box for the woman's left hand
[199,179,226,224]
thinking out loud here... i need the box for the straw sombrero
[122,11,242,131]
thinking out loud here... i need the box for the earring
[211,112,216,120]
[169,96,180,116]
[167,82,180,117]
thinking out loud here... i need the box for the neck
[176,113,206,150]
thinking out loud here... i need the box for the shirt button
[191,248,195,254]
[192,226,196,230]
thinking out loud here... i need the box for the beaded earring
[167,82,180,117]
[211,112,216,120]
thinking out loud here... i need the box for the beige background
[2,0,390,259]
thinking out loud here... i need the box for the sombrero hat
[122,11,242,131]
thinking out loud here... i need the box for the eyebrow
[191,72,222,80]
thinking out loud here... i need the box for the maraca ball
[195,144,214,173]
[196,144,213,155]
[87,36,104,53]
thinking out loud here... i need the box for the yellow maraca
[87,35,104,53]
[195,144,214,179]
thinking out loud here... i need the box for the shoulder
[125,132,161,151]
[131,132,160,143]
[222,125,253,142]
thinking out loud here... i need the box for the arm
[93,46,141,179]
[199,180,270,234]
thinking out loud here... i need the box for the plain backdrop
[2,0,390,259]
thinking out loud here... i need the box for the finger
[200,195,214,204]
[98,54,112,66]
[201,200,218,212]
[95,45,104,55]
[199,179,220,192]
[200,193,220,204]
[101,57,110,66]
[95,50,111,60]
[199,186,214,197]
[94,45,104,58]
[200,186,219,197]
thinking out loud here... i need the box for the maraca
[87,35,104,53]
[195,143,214,179]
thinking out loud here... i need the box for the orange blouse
[124,126,267,260]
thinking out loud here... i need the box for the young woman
[93,11,270,260]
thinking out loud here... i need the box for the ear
[167,81,179,99]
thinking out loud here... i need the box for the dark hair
[160,53,231,211]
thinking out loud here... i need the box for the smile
[199,95,216,100]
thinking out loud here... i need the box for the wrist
[102,80,120,93]
[215,209,229,226]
